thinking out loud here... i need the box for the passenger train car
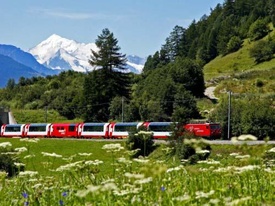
[0,121,221,139]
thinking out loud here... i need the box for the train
[0,121,221,139]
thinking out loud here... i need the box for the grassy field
[0,138,274,205]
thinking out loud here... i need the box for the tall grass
[0,138,274,205]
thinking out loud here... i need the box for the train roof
[28,123,50,126]
[83,122,108,126]
[148,122,173,126]
[5,124,24,127]
[114,122,140,126]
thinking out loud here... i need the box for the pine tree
[84,28,130,121]
[89,28,127,72]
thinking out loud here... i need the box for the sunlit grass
[0,138,274,205]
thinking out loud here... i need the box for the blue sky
[1,0,224,57]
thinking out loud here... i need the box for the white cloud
[29,7,123,21]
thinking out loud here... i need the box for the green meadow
[0,138,274,205]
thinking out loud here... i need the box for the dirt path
[204,86,218,100]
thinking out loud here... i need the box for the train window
[83,125,103,132]
[69,125,75,132]
[6,125,21,132]
[149,125,170,132]
[29,125,46,132]
[115,125,136,132]
[210,125,220,129]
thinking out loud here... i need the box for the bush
[226,36,243,54]
[126,130,156,157]
[263,147,275,168]
[248,18,269,41]
[168,128,212,164]
[249,40,274,63]
[0,147,25,177]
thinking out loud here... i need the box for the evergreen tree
[89,28,127,72]
[84,28,130,121]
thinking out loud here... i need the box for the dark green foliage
[0,148,24,177]
[263,148,275,167]
[89,28,127,72]
[126,130,155,157]
[168,126,212,164]
[0,71,85,120]
[248,18,270,41]
[226,36,243,54]
[83,28,130,122]
[210,97,275,140]
[249,39,275,63]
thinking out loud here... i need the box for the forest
[0,0,275,139]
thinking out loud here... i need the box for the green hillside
[204,28,275,99]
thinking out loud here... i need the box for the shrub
[263,147,275,167]
[0,147,25,177]
[126,130,156,157]
[248,18,269,41]
[249,39,274,63]
[226,36,243,54]
[168,127,212,164]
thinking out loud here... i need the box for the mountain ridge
[29,34,146,74]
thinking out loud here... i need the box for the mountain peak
[29,34,145,73]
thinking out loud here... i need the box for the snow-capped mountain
[29,34,145,74]
[0,44,58,76]
[0,44,59,87]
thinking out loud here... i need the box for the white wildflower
[235,154,250,159]
[19,171,38,177]
[101,182,118,191]
[56,161,83,172]
[196,149,210,154]
[20,138,40,143]
[1,152,17,155]
[234,165,260,173]
[213,166,235,173]
[102,143,124,152]
[237,134,257,141]
[41,152,62,158]
[0,142,12,148]
[78,153,92,156]
[264,168,275,173]
[133,158,149,164]
[113,189,130,196]
[85,160,103,166]
[268,147,275,153]
[32,183,43,189]
[14,147,28,153]
[14,162,25,167]
[226,196,251,206]
[195,190,215,199]
[24,154,35,159]
[124,172,145,179]
[231,137,239,143]
[134,177,153,184]
[117,157,132,164]
[172,194,191,202]
[101,178,115,185]
[76,184,101,198]
[197,160,220,165]
[229,152,240,156]
[166,165,184,173]
[209,198,220,205]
